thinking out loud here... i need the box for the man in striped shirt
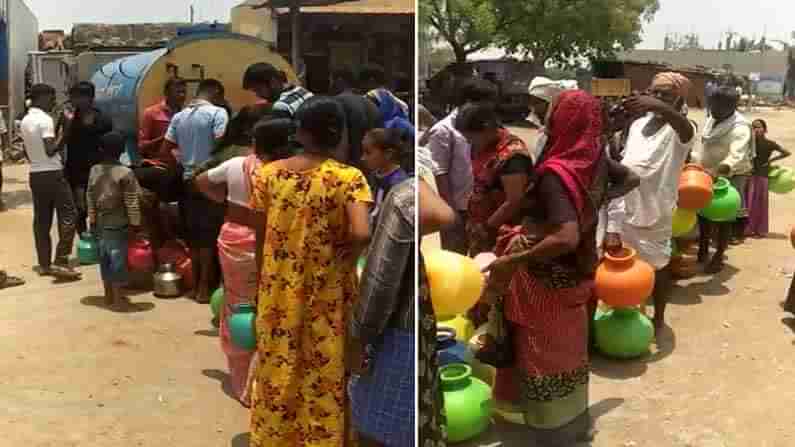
[243,63,313,119]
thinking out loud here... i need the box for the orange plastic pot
[595,247,655,308]
[678,164,714,210]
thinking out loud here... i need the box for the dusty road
[451,108,795,447]
[0,167,249,445]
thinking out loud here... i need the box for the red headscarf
[535,90,604,221]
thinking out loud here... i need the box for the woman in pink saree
[196,117,293,406]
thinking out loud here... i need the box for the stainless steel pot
[153,263,183,298]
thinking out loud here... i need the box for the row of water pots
[768,166,795,194]
[674,164,743,239]
[77,235,196,293]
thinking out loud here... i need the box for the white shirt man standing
[604,72,696,332]
[691,86,754,272]
[20,84,81,280]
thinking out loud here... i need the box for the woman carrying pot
[478,90,611,445]
[195,118,292,407]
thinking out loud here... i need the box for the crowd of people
[15,61,417,446]
[417,71,790,446]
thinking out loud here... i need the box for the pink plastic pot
[128,238,155,272]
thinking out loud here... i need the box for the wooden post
[290,0,302,78]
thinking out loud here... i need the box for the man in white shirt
[604,73,696,332]
[20,84,81,279]
[691,86,754,273]
[420,79,496,254]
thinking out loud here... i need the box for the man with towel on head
[527,76,566,161]
[602,72,696,334]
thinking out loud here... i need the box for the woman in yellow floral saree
[249,97,372,447]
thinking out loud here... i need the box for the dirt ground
[441,108,795,447]
[3,108,795,447]
[0,170,249,444]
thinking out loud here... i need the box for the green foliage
[492,0,660,68]
[419,0,660,68]
[420,0,502,62]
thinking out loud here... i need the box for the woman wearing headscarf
[453,102,532,256]
[479,90,612,444]
[527,77,565,161]
[367,88,415,139]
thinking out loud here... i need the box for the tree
[665,32,703,50]
[492,0,660,71]
[419,0,505,63]
[724,34,773,52]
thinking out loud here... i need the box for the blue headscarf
[368,88,415,141]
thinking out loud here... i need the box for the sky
[24,0,243,32]
[637,0,794,50]
[26,0,795,51]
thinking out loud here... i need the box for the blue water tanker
[91,32,297,165]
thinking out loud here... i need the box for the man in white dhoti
[603,72,696,333]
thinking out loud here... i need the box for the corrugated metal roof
[244,0,413,14]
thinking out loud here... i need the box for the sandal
[0,271,26,289]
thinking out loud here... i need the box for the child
[361,128,412,225]
[746,119,790,238]
[87,131,142,310]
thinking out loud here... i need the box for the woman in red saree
[453,102,532,256]
[481,90,608,445]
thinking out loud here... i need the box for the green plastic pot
[228,303,257,352]
[77,232,99,265]
[594,307,653,359]
[210,287,224,318]
[441,363,493,443]
[769,167,795,194]
[700,177,740,222]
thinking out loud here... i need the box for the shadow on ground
[458,398,624,447]
[669,263,741,305]
[231,433,250,447]
[80,295,155,313]
[195,328,220,337]
[766,232,789,241]
[1,189,32,209]
[203,369,240,403]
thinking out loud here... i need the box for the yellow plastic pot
[671,208,697,237]
[423,249,485,318]
[438,314,475,342]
